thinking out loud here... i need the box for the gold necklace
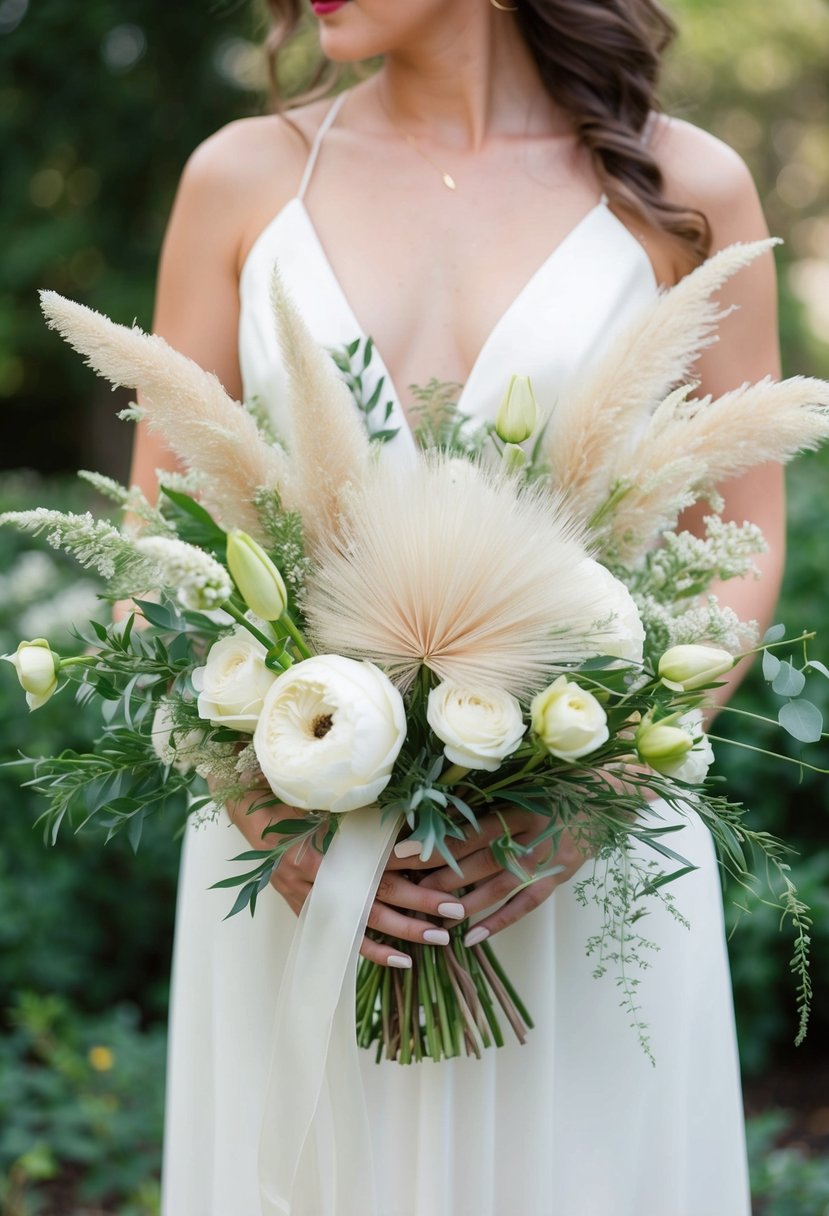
[377,86,458,191]
[402,132,457,191]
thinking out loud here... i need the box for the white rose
[660,711,715,785]
[658,644,734,691]
[531,675,609,761]
[192,630,277,733]
[427,683,525,772]
[151,699,206,774]
[254,655,407,813]
[580,559,645,665]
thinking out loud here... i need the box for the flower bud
[635,718,693,772]
[531,675,608,761]
[494,375,538,445]
[658,644,734,691]
[4,638,60,710]
[226,530,288,622]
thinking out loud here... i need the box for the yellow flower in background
[88,1045,115,1072]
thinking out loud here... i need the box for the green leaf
[763,623,786,643]
[132,599,178,631]
[262,818,315,836]
[805,660,829,680]
[772,661,806,698]
[160,487,227,555]
[638,864,698,895]
[362,336,374,369]
[778,699,824,743]
[370,427,401,444]
[761,650,781,682]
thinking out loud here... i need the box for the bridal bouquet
[4,239,829,1065]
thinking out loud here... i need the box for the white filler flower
[193,631,277,732]
[254,655,407,813]
[151,699,206,774]
[134,535,232,611]
[427,683,525,772]
[531,675,609,761]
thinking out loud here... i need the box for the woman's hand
[387,808,590,946]
[224,787,468,969]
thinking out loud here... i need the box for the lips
[311,0,350,14]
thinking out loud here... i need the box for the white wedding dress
[161,96,751,1216]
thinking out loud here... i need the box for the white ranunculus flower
[579,558,645,665]
[531,675,609,761]
[151,699,206,774]
[253,655,407,813]
[192,630,277,732]
[427,682,526,772]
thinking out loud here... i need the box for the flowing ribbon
[258,805,404,1215]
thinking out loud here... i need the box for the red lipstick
[311,1,350,15]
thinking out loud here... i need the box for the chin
[312,0,455,63]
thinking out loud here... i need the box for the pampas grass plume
[270,269,371,552]
[38,290,291,538]
[543,238,780,517]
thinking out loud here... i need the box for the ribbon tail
[258,805,404,1216]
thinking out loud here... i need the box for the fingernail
[464,926,490,948]
[422,928,450,945]
[438,901,465,920]
[388,954,412,969]
[394,839,422,859]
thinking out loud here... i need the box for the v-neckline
[240,193,657,443]
[291,196,612,430]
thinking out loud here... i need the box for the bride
[129,1,784,1213]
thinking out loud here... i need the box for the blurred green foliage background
[1,0,828,1211]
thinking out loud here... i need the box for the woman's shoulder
[181,98,334,201]
[167,98,338,274]
[648,112,770,249]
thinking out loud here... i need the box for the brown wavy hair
[260,0,711,265]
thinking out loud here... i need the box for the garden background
[1,0,828,1212]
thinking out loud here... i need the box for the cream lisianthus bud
[4,638,60,710]
[658,644,735,691]
[637,711,714,784]
[635,718,693,771]
[530,675,608,761]
[226,530,288,622]
[494,375,538,445]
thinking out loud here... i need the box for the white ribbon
[258,805,404,1216]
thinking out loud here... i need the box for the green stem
[439,763,470,785]
[59,656,97,669]
[707,733,829,774]
[279,612,312,660]
[473,749,546,799]
[221,600,281,654]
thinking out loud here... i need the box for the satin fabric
[160,142,751,1216]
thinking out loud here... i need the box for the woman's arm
[661,119,786,706]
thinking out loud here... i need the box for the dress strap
[297,92,348,201]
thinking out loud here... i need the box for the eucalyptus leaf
[763,623,786,643]
[778,699,824,744]
[772,661,806,698]
[805,660,829,680]
[761,650,781,682]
